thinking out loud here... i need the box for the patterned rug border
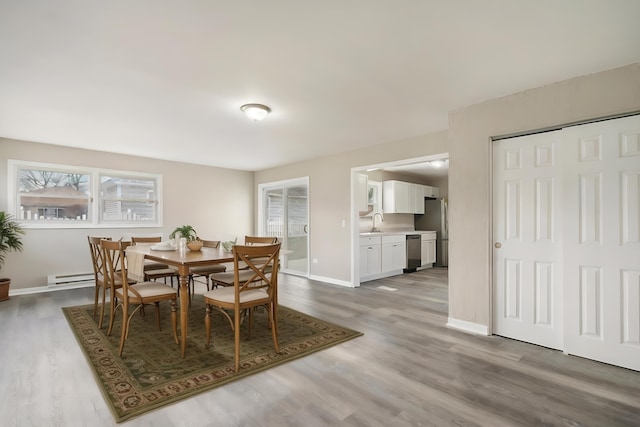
[62,303,363,423]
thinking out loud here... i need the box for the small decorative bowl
[186,240,203,251]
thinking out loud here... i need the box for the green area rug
[63,300,362,423]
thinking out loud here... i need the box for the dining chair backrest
[244,236,278,245]
[131,236,161,245]
[233,243,280,296]
[101,239,132,293]
[200,240,221,248]
[88,236,112,284]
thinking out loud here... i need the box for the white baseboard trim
[308,274,354,288]
[447,317,489,336]
[10,282,94,296]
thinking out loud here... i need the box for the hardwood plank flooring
[1,268,639,426]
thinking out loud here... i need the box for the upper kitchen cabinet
[424,185,439,198]
[366,180,383,217]
[412,184,425,214]
[383,180,437,214]
[382,180,411,213]
[356,173,368,213]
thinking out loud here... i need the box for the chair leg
[93,283,99,316]
[171,300,178,345]
[118,306,128,356]
[270,303,279,353]
[247,307,254,339]
[98,285,107,328]
[107,299,120,336]
[234,307,241,372]
[205,304,212,347]
[119,305,142,356]
[155,301,161,331]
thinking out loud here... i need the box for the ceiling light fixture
[240,103,271,121]
[430,159,448,168]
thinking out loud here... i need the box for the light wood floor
[1,268,639,426]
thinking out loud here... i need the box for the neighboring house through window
[8,160,162,228]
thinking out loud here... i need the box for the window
[8,160,162,228]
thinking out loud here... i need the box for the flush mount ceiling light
[240,103,271,121]
[429,159,448,168]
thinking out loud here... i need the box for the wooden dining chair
[203,242,281,372]
[187,239,226,296]
[131,236,179,286]
[88,236,114,328]
[103,239,179,356]
[209,236,278,288]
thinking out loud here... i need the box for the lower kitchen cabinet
[421,232,437,267]
[360,234,405,282]
[359,244,381,277]
[381,235,406,272]
[359,235,381,279]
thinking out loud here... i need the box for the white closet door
[562,115,640,371]
[493,131,564,350]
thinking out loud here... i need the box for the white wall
[448,62,640,329]
[0,138,254,291]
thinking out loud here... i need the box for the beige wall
[0,138,254,290]
[448,62,640,328]
[255,131,449,283]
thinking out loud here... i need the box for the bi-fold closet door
[493,114,640,371]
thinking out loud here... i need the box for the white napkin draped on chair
[126,248,146,283]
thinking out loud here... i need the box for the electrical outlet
[312,258,318,264]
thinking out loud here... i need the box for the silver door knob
[495,242,502,248]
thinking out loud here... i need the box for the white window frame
[7,160,163,229]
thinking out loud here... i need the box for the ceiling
[383,158,449,180]
[1,1,639,172]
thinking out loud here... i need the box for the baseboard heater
[47,273,94,287]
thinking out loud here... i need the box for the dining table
[127,243,234,358]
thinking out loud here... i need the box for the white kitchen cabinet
[424,185,440,198]
[364,180,383,217]
[413,184,425,214]
[359,235,381,280]
[420,232,437,267]
[382,180,411,213]
[356,173,369,213]
[381,235,406,273]
[360,234,406,282]
[383,180,434,214]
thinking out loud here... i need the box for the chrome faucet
[371,212,383,232]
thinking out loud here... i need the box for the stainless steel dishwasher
[404,234,421,272]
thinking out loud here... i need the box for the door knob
[495,242,502,248]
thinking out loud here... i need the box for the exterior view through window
[9,160,162,228]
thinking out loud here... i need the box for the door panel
[260,178,309,276]
[493,131,563,350]
[494,114,640,371]
[562,115,640,371]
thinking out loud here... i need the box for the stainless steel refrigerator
[415,198,448,267]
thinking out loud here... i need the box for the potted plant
[0,211,25,301]
[169,225,202,251]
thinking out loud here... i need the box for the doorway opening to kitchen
[351,155,449,286]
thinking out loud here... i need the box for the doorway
[351,154,449,285]
[259,177,309,276]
